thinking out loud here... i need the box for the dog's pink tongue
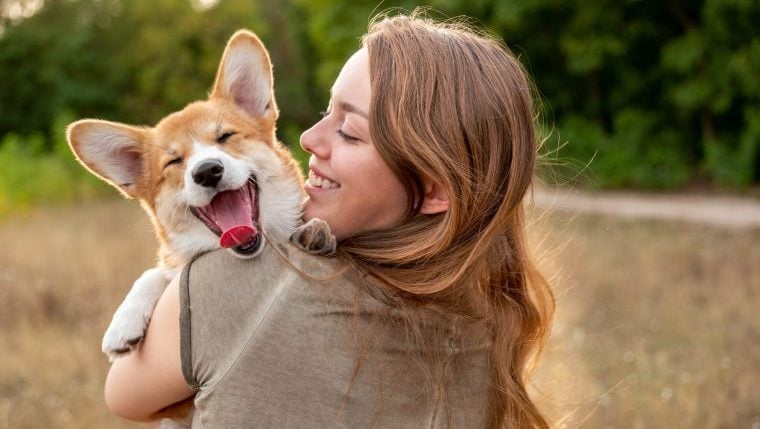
[211,189,256,248]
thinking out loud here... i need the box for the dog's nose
[193,160,224,188]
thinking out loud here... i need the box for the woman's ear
[419,180,449,215]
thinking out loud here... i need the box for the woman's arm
[104,275,195,421]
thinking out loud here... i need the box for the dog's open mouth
[190,177,262,255]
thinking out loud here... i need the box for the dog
[67,30,335,369]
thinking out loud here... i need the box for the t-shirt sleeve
[179,259,197,388]
[178,247,290,390]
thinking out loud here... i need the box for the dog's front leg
[102,267,176,362]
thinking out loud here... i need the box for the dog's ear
[66,119,147,199]
[210,29,276,119]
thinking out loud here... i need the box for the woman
[105,13,554,428]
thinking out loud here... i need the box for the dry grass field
[0,199,757,428]
[531,212,759,428]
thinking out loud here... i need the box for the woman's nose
[300,123,330,159]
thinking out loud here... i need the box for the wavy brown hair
[336,12,555,428]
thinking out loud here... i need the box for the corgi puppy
[67,30,314,361]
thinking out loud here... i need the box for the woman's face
[300,48,408,240]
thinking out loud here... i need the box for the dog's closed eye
[164,157,183,170]
[217,131,237,144]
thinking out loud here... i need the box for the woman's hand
[104,275,194,421]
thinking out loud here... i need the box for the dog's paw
[290,218,336,256]
[102,304,152,362]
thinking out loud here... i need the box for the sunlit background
[0,0,758,427]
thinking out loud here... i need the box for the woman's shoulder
[182,240,376,313]
[184,239,344,284]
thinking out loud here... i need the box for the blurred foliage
[0,111,109,215]
[0,0,758,211]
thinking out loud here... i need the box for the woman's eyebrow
[329,89,369,119]
[338,101,369,119]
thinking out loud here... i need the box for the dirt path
[532,187,760,229]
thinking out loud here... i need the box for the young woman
[105,13,554,428]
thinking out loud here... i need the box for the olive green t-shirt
[179,243,491,428]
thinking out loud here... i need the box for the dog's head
[67,30,304,265]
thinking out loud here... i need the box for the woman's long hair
[339,12,555,428]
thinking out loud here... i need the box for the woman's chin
[302,202,328,226]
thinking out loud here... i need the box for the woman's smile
[306,167,341,190]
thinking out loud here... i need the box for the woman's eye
[164,158,183,169]
[216,131,237,144]
[336,129,360,143]
[319,110,330,118]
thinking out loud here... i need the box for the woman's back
[181,244,491,428]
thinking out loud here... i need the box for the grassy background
[531,213,759,427]
[0,199,757,427]
[0,200,153,428]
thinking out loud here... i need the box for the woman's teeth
[309,170,340,189]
